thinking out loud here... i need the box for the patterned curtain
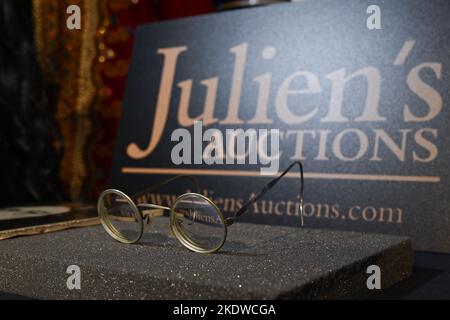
[32,0,214,202]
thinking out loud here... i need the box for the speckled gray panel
[0,219,412,299]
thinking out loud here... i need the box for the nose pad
[187,210,196,226]
[143,215,153,230]
[167,227,176,239]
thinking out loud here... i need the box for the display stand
[0,219,412,299]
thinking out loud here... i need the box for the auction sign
[111,0,450,253]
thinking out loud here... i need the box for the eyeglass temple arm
[130,175,201,203]
[226,161,304,226]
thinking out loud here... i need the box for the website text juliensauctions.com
[135,190,403,225]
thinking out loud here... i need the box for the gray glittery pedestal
[0,219,412,299]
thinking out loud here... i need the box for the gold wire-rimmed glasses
[97,161,304,254]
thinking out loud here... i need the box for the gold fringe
[32,0,100,201]
[69,0,100,200]
[32,0,44,67]
[75,0,99,115]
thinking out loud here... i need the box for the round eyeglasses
[97,161,304,253]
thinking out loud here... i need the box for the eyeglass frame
[97,161,304,254]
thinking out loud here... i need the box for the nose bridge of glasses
[137,204,170,221]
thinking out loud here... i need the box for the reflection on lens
[98,190,142,243]
[171,193,226,253]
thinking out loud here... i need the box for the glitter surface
[0,219,412,299]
